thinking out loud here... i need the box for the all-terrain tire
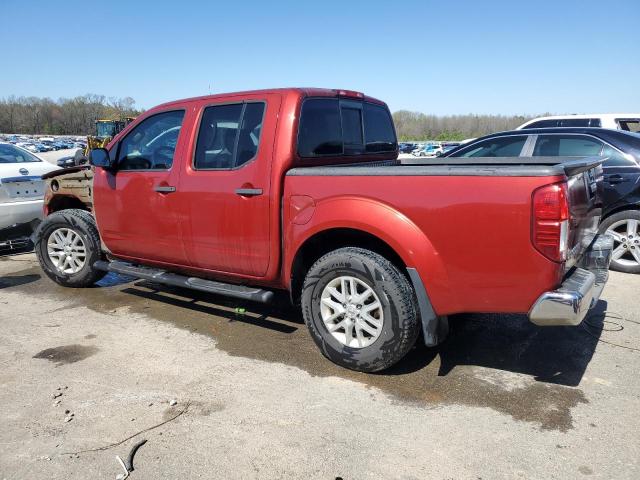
[301,247,420,372]
[598,210,640,274]
[34,209,106,287]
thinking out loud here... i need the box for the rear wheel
[301,247,420,372]
[599,211,640,274]
[35,209,106,287]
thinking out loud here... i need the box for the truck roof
[151,88,387,111]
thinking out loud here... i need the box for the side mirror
[89,148,114,170]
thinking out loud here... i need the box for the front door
[93,109,189,265]
[175,96,279,277]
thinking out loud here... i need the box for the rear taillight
[532,182,570,262]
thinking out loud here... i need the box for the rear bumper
[528,234,613,326]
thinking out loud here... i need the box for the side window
[602,145,637,167]
[363,103,397,153]
[617,119,640,133]
[558,118,592,127]
[451,136,528,157]
[522,119,558,129]
[194,102,266,170]
[118,110,184,171]
[532,135,603,157]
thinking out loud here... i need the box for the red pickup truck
[34,88,613,372]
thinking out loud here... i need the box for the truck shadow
[391,300,607,388]
[120,278,603,389]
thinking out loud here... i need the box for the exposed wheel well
[47,195,90,215]
[290,228,407,304]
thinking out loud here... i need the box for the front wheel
[301,247,420,372]
[599,211,640,274]
[34,209,106,287]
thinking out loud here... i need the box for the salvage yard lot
[1,253,639,479]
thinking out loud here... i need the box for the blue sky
[2,0,639,115]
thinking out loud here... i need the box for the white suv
[516,114,640,132]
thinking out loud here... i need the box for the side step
[94,260,274,303]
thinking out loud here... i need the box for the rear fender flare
[285,196,457,314]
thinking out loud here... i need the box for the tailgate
[563,158,604,269]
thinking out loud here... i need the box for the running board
[94,260,274,303]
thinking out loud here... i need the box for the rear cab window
[297,98,397,158]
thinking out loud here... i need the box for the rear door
[600,145,640,211]
[93,109,189,265]
[175,94,280,277]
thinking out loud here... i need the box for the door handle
[235,188,263,197]
[154,185,176,193]
[606,175,627,185]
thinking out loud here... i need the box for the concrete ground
[0,253,639,480]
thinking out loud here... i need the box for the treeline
[0,94,143,135]
[393,110,534,141]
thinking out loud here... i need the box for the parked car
[34,88,611,372]
[398,143,416,153]
[0,143,59,253]
[517,114,640,132]
[443,127,640,273]
[413,143,443,157]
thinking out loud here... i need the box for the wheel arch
[285,197,454,312]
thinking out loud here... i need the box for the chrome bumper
[529,234,613,326]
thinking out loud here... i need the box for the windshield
[96,121,119,138]
[0,144,41,163]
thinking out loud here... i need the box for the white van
[516,114,640,132]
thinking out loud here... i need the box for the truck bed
[284,156,603,316]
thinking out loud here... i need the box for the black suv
[443,128,640,273]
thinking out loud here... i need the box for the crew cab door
[176,95,280,277]
[93,109,189,265]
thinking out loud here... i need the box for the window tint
[532,135,603,157]
[297,98,397,157]
[298,99,342,156]
[601,145,637,167]
[118,110,184,170]
[194,102,265,170]
[558,118,592,127]
[523,119,558,129]
[363,103,397,153]
[342,107,363,146]
[0,144,41,163]
[451,136,527,157]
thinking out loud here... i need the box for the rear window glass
[532,135,603,156]
[363,103,397,153]
[0,144,41,163]
[297,98,396,157]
